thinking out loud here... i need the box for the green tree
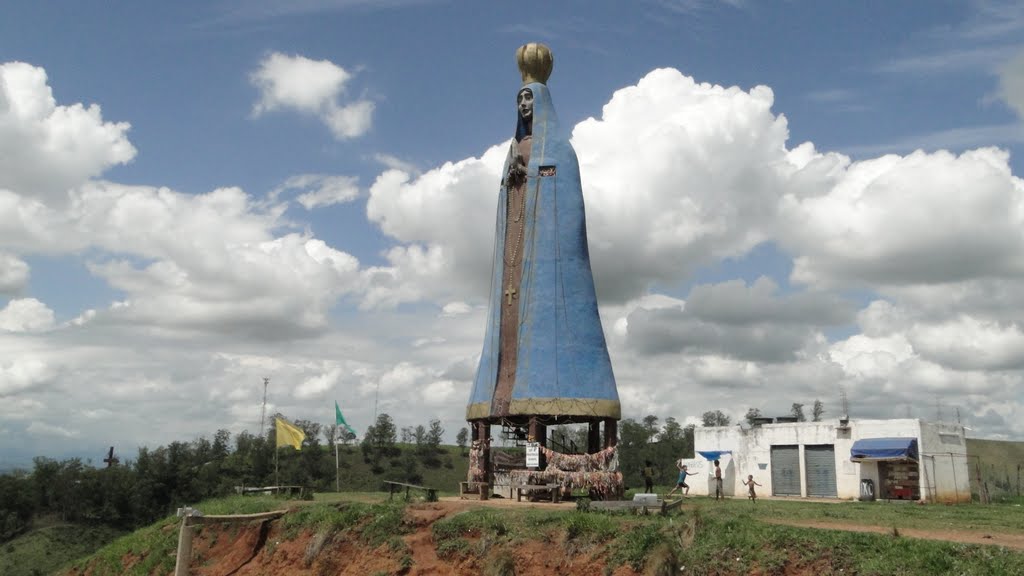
[660,417,683,442]
[791,403,806,422]
[745,408,762,425]
[642,415,660,442]
[455,427,469,455]
[413,425,427,455]
[0,472,34,541]
[427,419,444,452]
[361,413,398,472]
[212,429,231,461]
[701,410,730,427]
[812,399,825,422]
[617,419,649,489]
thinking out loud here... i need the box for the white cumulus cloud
[0,253,29,294]
[779,147,1024,288]
[0,298,55,332]
[0,355,56,396]
[251,52,374,140]
[0,62,135,204]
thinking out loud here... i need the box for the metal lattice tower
[259,377,269,437]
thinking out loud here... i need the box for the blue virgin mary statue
[467,44,620,426]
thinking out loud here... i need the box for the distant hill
[966,438,1024,502]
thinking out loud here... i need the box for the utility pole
[259,378,269,437]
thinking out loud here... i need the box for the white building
[685,418,970,503]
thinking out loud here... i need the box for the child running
[742,474,762,502]
[667,460,697,497]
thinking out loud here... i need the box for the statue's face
[517,88,534,121]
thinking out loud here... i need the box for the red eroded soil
[182,499,641,576]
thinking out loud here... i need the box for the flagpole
[275,446,279,489]
[335,440,340,492]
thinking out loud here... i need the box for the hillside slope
[62,496,1024,576]
[0,524,124,576]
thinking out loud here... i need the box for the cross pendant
[505,285,517,306]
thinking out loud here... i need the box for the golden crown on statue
[516,43,554,85]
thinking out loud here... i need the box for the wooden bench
[511,483,561,503]
[459,481,484,499]
[383,481,438,502]
[236,485,305,498]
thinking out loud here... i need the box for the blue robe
[467,82,620,421]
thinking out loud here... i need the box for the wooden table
[383,480,438,502]
[511,483,561,503]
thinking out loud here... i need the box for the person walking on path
[742,474,762,502]
[714,459,724,500]
[667,460,697,498]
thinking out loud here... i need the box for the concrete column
[604,419,618,448]
[528,417,547,469]
[588,421,601,454]
[477,422,491,500]
[538,422,547,469]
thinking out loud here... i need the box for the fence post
[174,517,193,576]
[174,507,202,576]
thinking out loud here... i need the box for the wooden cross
[103,446,119,468]
[505,284,517,306]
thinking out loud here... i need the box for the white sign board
[526,443,540,468]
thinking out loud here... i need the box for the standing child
[742,474,762,502]
[667,461,697,497]
[642,460,655,494]
[713,459,724,500]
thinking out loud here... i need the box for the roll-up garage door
[804,444,838,497]
[770,445,800,496]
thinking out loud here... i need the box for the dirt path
[765,518,1024,550]
[403,503,461,576]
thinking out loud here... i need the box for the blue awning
[697,450,732,461]
[850,437,918,462]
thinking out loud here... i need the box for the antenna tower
[373,380,380,424]
[259,377,269,437]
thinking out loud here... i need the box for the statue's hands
[506,155,527,189]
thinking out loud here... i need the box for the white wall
[693,419,967,501]
[919,421,971,503]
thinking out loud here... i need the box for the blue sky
[2,0,1024,469]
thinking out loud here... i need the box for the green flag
[335,401,356,435]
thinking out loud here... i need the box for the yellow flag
[275,417,305,450]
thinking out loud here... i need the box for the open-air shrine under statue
[465,43,623,500]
